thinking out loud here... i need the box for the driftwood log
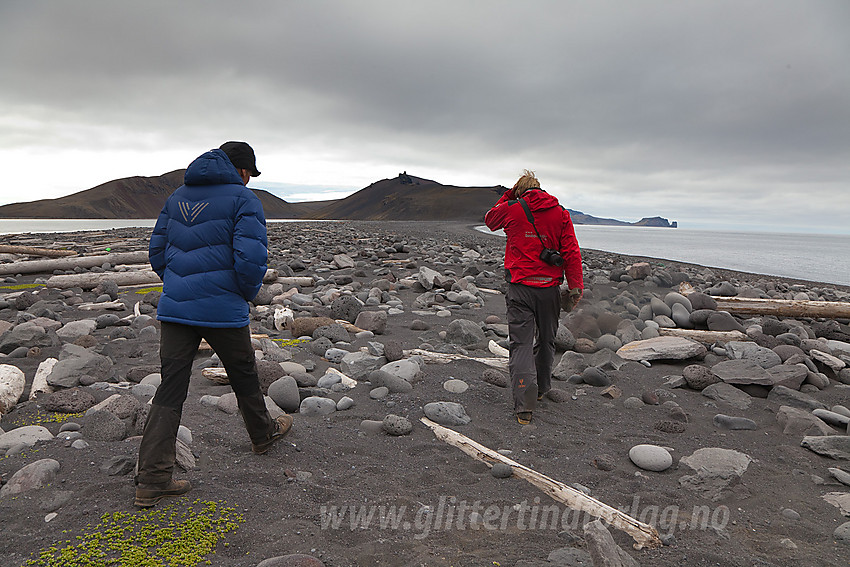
[713,297,850,319]
[275,276,315,287]
[0,245,77,258]
[46,271,162,290]
[657,328,749,344]
[0,251,149,275]
[405,348,509,370]
[420,417,663,550]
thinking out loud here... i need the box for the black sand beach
[1,221,849,567]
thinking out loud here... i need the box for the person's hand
[560,288,583,312]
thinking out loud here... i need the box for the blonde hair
[512,169,540,197]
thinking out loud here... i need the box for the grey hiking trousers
[506,283,561,413]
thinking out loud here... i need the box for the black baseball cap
[219,141,261,177]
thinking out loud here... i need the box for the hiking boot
[252,414,293,454]
[516,411,532,425]
[537,390,549,401]
[134,479,191,508]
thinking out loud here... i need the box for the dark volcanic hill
[308,173,506,222]
[0,170,676,226]
[0,170,311,219]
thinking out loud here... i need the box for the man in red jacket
[485,170,583,424]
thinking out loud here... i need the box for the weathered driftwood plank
[713,297,850,319]
[405,348,509,370]
[0,251,150,276]
[46,270,162,290]
[0,245,77,258]
[657,328,749,344]
[420,417,663,550]
[78,300,128,311]
[200,334,269,351]
[275,276,315,287]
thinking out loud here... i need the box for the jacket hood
[520,188,560,211]
[184,149,244,187]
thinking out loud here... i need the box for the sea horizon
[0,218,848,288]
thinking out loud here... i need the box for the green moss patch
[0,283,44,291]
[25,499,244,567]
[272,338,310,347]
[133,286,163,295]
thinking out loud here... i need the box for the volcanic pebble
[629,444,673,472]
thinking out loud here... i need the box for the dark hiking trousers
[136,322,273,485]
[506,283,561,413]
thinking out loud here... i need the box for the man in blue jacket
[135,141,293,507]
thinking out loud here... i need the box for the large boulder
[445,319,486,348]
[0,459,61,498]
[0,364,26,414]
[0,321,55,354]
[617,336,706,361]
[47,344,114,388]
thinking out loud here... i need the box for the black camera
[539,248,564,266]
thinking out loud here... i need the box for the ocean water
[0,219,847,287]
[477,225,850,287]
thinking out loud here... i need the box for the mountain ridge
[0,171,676,227]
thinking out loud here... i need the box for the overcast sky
[1,1,848,233]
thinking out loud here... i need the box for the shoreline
[0,220,849,295]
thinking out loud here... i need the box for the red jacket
[484,188,583,289]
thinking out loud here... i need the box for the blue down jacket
[149,149,268,328]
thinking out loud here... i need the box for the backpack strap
[519,198,547,248]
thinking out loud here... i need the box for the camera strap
[518,198,549,249]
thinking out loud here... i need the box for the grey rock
[0,458,61,498]
[767,385,827,411]
[628,444,673,472]
[776,406,833,436]
[354,310,387,334]
[835,522,850,546]
[713,414,757,430]
[726,341,782,369]
[268,376,301,413]
[623,397,645,410]
[679,447,752,501]
[382,414,413,436]
[0,321,54,354]
[43,387,96,413]
[650,297,672,318]
[314,323,350,343]
[765,364,809,390]
[671,302,693,328]
[581,366,611,387]
[596,334,622,351]
[481,369,509,388]
[56,319,97,341]
[583,519,640,567]
[553,351,587,380]
[829,468,850,487]
[443,379,469,394]
[217,393,239,414]
[299,396,337,416]
[329,295,363,323]
[617,336,706,361]
[812,409,850,428]
[701,382,753,410]
[336,396,355,410]
[801,436,850,460]
[47,343,114,388]
[423,401,471,426]
[555,324,577,351]
[316,372,342,389]
[82,409,126,441]
[707,281,738,296]
[380,359,421,382]
[490,463,513,479]
[683,364,720,390]
[102,455,135,476]
[711,359,775,386]
[369,386,389,399]
[707,311,745,332]
[0,425,54,451]
[418,266,441,290]
[340,351,383,380]
[445,318,486,348]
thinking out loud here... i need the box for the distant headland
[0,171,676,227]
